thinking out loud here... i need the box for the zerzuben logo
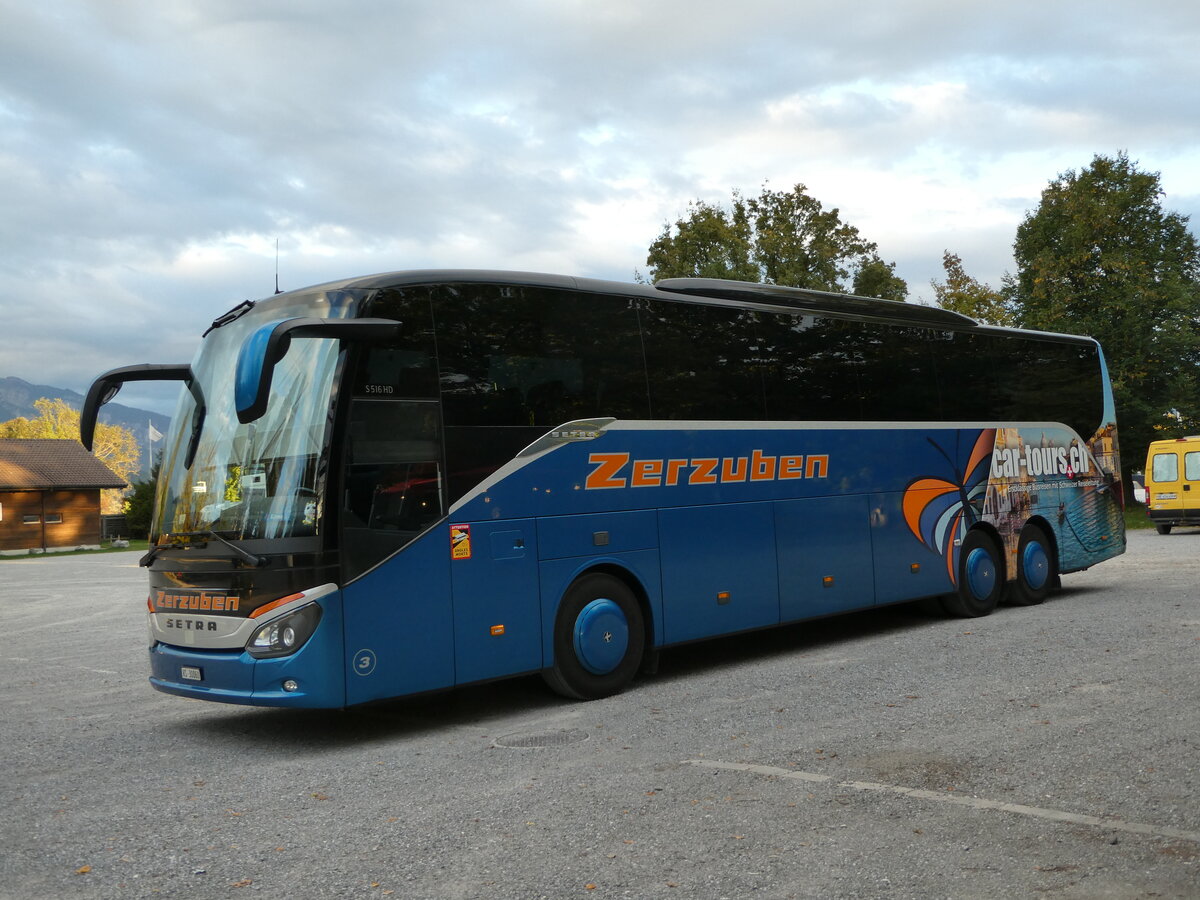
[585,450,829,490]
[153,590,241,613]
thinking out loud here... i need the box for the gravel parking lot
[1,528,1198,899]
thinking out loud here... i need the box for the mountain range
[1,376,171,477]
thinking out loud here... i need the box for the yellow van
[1145,436,1200,534]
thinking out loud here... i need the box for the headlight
[247,603,322,659]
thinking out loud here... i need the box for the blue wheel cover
[1021,539,1049,590]
[573,598,629,676]
[965,546,996,599]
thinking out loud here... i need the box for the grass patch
[0,539,149,560]
[1124,503,1153,530]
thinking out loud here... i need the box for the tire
[542,573,645,700]
[943,529,1003,618]
[1008,524,1055,606]
[1156,523,1173,535]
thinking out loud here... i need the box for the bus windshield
[153,289,362,543]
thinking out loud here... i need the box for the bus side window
[641,302,767,420]
[356,286,440,399]
[434,284,651,504]
[857,325,942,421]
[933,331,997,422]
[996,339,1103,436]
[761,315,863,421]
[341,399,445,577]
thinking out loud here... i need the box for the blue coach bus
[82,271,1125,707]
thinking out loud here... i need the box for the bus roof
[263,268,1093,344]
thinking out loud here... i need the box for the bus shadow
[650,602,939,684]
[166,603,946,749]
[162,674,567,750]
[169,589,1100,749]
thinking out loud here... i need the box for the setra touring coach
[82,270,1125,707]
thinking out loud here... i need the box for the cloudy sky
[3,0,1200,413]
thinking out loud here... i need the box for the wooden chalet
[0,439,127,554]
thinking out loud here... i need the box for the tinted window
[434,284,649,427]
[343,400,443,529]
[341,398,445,578]
[641,301,767,419]
[994,337,1103,437]
[432,283,649,503]
[356,287,439,398]
[442,425,543,504]
[857,325,942,421]
[932,331,999,421]
[761,315,863,420]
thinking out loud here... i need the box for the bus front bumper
[148,629,346,709]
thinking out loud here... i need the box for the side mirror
[82,364,206,469]
[234,317,402,424]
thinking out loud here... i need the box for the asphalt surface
[1,528,1198,899]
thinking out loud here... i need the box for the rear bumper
[1147,508,1200,526]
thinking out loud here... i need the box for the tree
[123,454,160,539]
[853,256,908,303]
[645,184,908,300]
[1008,152,1200,479]
[0,397,140,514]
[931,251,1015,326]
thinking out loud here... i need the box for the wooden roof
[0,439,127,491]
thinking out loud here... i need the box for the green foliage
[646,184,908,299]
[931,251,1015,326]
[852,256,908,303]
[1008,152,1200,478]
[643,196,757,282]
[123,455,160,539]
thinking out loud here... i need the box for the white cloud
[3,0,1200,408]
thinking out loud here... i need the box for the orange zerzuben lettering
[584,452,829,490]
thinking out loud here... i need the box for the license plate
[180,666,203,682]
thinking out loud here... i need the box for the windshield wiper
[203,299,256,336]
[139,530,267,568]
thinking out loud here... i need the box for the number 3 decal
[353,649,377,676]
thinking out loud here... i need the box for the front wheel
[943,529,1003,618]
[543,573,645,700]
[1008,524,1055,606]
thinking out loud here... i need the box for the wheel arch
[541,562,653,700]
[566,562,656,655]
[1023,515,1059,565]
[540,557,660,673]
[966,521,1008,584]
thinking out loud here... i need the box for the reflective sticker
[451,524,472,560]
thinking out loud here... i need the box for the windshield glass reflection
[153,289,362,543]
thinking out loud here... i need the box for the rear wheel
[943,529,1003,618]
[1008,524,1055,606]
[1156,523,1173,535]
[543,573,645,700]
